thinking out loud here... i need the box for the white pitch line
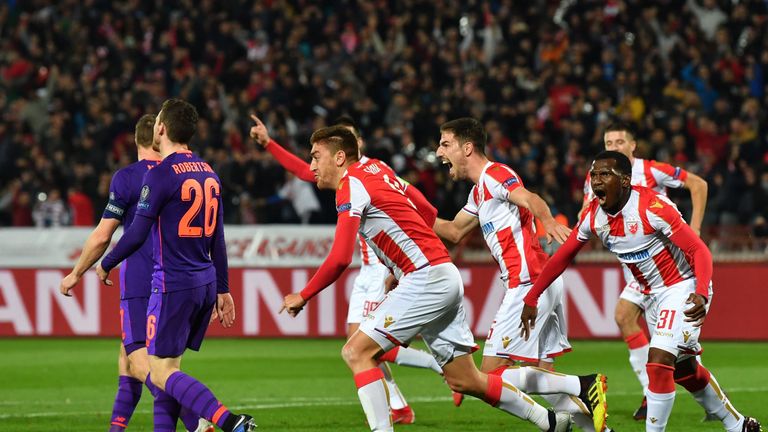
[1,388,766,419]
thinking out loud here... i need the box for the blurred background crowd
[1,0,767,251]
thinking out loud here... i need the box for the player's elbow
[687,175,708,195]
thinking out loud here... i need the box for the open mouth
[594,189,607,204]
[441,159,453,169]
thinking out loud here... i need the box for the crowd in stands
[1,0,767,250]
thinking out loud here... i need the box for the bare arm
[683,172,708,236]
[508,187,571,244]
[60,218,121,296]
[433,210,479,244]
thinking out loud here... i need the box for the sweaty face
[603,130,636,159]
[310,143,340,190]
[436,131,467,180]
[590,158,628,211]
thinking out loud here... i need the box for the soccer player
[96,99,255,432]
[280,125,573,432]
[249,114,445,423]
[59,114,212,432]
[433,117,609,431]
[578,121,708,420]
[522,150,762,432]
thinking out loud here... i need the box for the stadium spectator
[0,0,766,251]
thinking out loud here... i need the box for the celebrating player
[433,117,609,431]
[280,125,572,431]
[578,121,708,420]
[250,114,445,423]
[59,114,212,432]
[96,99,255,432]
[522,150,762,432]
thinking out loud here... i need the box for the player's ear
[463,141,473,156]
[335,149,346,166]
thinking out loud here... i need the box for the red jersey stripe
[608,212,625,237]
[626,263,651,294]
[496,226,522,287]
[652,246,685,287]
[371,230,417,274]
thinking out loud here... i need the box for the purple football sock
[165,371,232,428]
[179,407,201,431]
[109,375,142,431]
[144,373,160,397]
[154,390,181,432]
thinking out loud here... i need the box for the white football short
[619,279,655,310]
[646,279,713,359]
[346,263,389,324]
[360,262,477,366]
[483,276,571,362]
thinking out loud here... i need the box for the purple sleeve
[210,196,229,293]
[103,171,129,220]
[135,168,168,219]
[101,214,154,271]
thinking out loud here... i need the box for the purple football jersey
[103,159,161,299]
[136,150,225,292]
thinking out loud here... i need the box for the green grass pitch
[1,338,766,431]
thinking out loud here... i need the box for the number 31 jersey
[136,150,224,292]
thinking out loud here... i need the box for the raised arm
[403,181,437,227]
[60,218,121,296]
[682,172,708,236]
[250,114,315,182]
[508,187,571,244]
[433,210,479,244]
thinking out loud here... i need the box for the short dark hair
[158,98,198,144]
[310,125,359,161]
[594,150,632,176]
[134,114,156,148]
[440,117,487,152]
[333,115,361,139]
[603,121,635,141]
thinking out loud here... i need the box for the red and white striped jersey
[577,186,694,294]
[462,162,549,288]
[337,158,450,279]
[356,156,381,268]
[583,158,687,204]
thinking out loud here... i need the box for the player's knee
[341,343,361,367]
[128,360,150,382]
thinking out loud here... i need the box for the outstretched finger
[250,114,262,125]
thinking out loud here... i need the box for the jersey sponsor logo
[502,177,518,188]
[105,203,125,216]
[618,249,650,262]
[481,221,495,235]
[138,185,151,210]
[363,163,381,175]
[336,202,351,213]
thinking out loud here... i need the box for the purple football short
[119,297,149,355]
[145,282,216,357]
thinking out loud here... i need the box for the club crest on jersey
[137,185,150,210]
[627,219,640,234]
[502,336,511,349]
[363,163,381,175]
[384,316,395,328]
